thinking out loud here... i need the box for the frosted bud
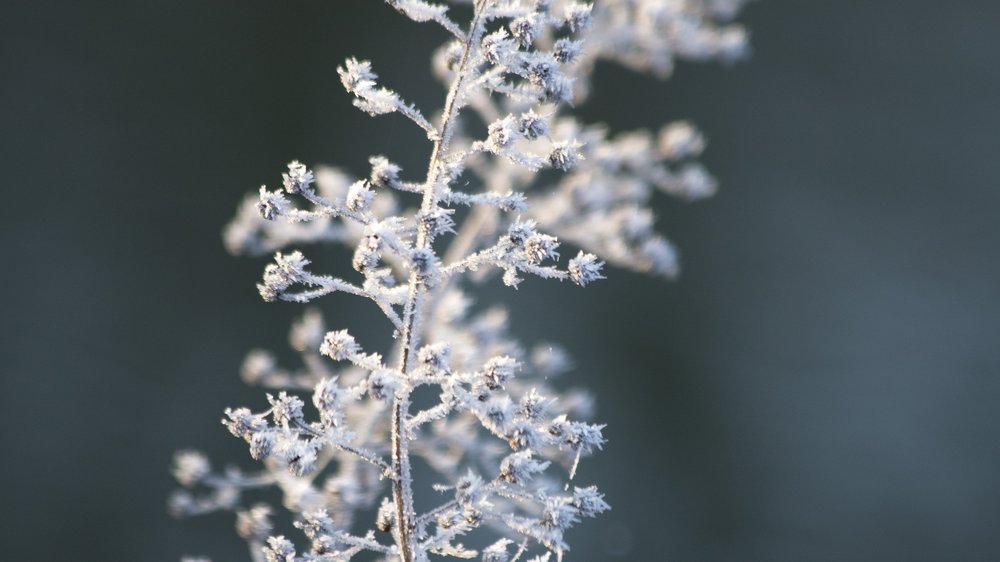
[674,163,718,199]
[553,38,583,64]
[486,115,520,151]
[256,186,289,220]
[507,421,541,452]
[443,159,465,183]
[641,237,679,278]
[313,377,347,426]
[259,251,310,301]
[346,180,375,213]
[482,539,513,562]
[519,389,555,421]
[518,110,548,140]
[376,497,394,532]
[571,486,610,518]
[257,277,279,303]
[289,309,324,352]
[418,207,456,237]
[549,140,583,170]
[437,510,463,529]
[282,160,314,194]
[483,396,515,433]
[352,233,382,272]
[272,251,308,278]
[283,440,319,476]
[236,504,273,540]
[297,509,334,541]
[217,485,239,510]
[524,234,560,264]
[240,350,276,385]
[482,30,515,66]
[551,417,605,454]
[619,209,655,240]
[499,451,550,485]
[526,55,557,88]
[435,39,464,74]
[658,121,705,160]
[172,450,210,487]
[574,422,607,453]
[320,330,360,361]
[541,497,578,530]
[263,535,296,562]
[409,248,435,272]
[409,248,440,286]
[507,219,537,245]
[369,155,401,187]
[455,471,485,505]
[338,58,376,93]
[418,343,452,371]
[497,191,528,212]
[502,268,522,288]
[483,356,519,390]
[367,369,400,401]
[509,14,541,48]
[223,407,264,440]
[310,531,337,554]
[249,431,276,460]
[718,26,750,61]
[168,491,196,516]
[543,75,574,104]
[268,392,305,426]
[568,252,605,286]
[548,414,568,437]
[564,3,592,33]
[464,506,483,526]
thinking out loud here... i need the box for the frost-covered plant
[172,1,748,561]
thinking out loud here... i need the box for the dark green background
[3,1,1000,560]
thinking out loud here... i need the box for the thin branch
[415,499,457,529]
[292,420,396,478]
[300,188,372,225]
[386,0,465,40]
[333,530,396,554]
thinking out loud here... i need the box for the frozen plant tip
[175,1,749,561]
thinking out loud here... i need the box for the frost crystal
[175,1,750,561]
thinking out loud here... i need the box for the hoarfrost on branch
[175,1,750,561]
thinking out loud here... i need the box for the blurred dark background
[3,1,1000,560]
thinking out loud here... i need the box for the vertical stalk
[390,2,490,561]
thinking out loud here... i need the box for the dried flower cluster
[172,1,748,561]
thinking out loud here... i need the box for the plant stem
[390,2,490,560]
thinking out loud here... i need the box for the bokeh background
[4,1,1000,560]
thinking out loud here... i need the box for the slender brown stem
[389,2,491,560]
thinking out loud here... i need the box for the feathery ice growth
[171,1,749,561]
